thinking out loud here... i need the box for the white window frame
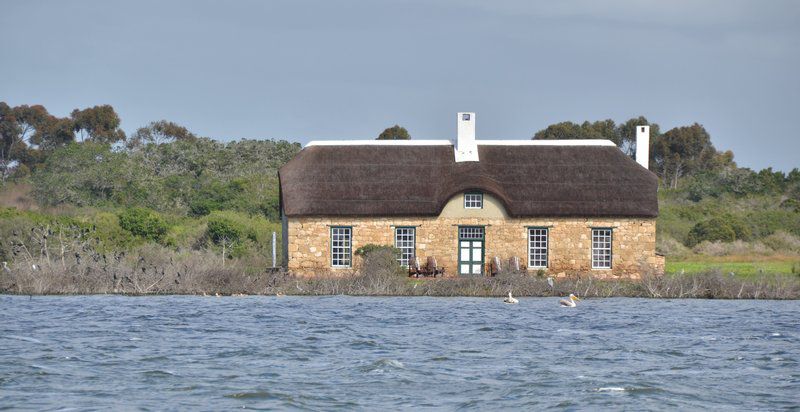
[527,227,548,268]
[330,227,352,268]
[394,227,415,267]
[591,228,612,269]
[464,193,483,209]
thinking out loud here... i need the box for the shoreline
[2,293,799,300]
[3,272,799,299]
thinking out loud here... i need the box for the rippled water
[1,296,798,410]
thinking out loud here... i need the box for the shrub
[359,247,405,278]
[355,244,399,256]
[206,216,245,245]
[656,235,690,257]
[692,240,772,256]
[118,207,168,242]
[686,217,736,247]
[762,231,800,254]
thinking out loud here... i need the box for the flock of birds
[503,276,582,306]
[503,291,581,306]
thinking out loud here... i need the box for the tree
[377,125,410,140]
[0,103,22,182]
[71,105,126,144]
[118,207,168,242]
[617,116,660,158]
[128,120,197,149]
[652,123,717,188]
[533,119,619,144]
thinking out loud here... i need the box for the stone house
[279,113,662,279]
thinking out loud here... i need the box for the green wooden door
[458,226,484,276]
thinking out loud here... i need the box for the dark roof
[279,144,658,218]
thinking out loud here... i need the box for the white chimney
[635,125,650,169]
[455,112,479,162]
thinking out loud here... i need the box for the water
[1,296,798,410]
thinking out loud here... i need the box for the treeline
[1,102,300,267]
[2,103,799,266]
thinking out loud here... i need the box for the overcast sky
[2,0,798,171]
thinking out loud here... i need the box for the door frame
[458,226,485,276]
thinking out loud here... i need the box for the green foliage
[377,125,410,140]
[687,218,737,246]
[118,207,168,242]
[31,142,130,207]
[29,136,300,218]
[70,105,126,144]
[128,120,196,149]
[652,123,719,189]
[207,215,246,244]
[532,116,661,158]
[355,244,399,256]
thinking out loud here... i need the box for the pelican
[559,294,581,307]
[503,292,519,304]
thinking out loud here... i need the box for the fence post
[272,231,277,268]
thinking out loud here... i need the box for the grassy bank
[666,255,800,277]
[2,251,799,299]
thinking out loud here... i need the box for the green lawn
[666,260,799,276]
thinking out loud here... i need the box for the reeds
[2,245,799,298]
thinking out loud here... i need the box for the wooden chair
[490,256,502,277]
[408,256,430,278]
[426,256,445,277]
[508,256,522,272]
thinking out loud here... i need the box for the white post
[272,231,277,268]
[636,125,650,169]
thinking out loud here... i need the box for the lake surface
[1,296,798,410]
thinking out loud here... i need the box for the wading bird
[503,291,519,304]
[559,294,581,307]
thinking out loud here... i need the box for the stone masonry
[286,216,661,279]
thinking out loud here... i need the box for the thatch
[279,144,658,218]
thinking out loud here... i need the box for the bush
[118,207,168,242]
[355,244,399,256]
[691,240,772,256]
[206,216,245,245]
[686,217,737,246]
[359,247,405,278]
[657,235,690,257]
[761,231,800,254]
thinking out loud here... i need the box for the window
[459,226,484,239]
[330,227,352,268]
[591,228,612,269]
[528,228,548,268]
[464,193,483,209]
[462,113,471,121]
[395,227,415,267]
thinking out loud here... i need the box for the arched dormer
[438,191,509,219]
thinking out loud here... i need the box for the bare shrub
[657,235,690,258]
[2,239,799,299]
[692,240,773,256]
[762,231,800,254]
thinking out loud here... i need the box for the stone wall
[286,215,660,279]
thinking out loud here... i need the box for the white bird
[559,293,581,307]
[546,276,554,288]
[503,292,519,304]
[2,262,9,272]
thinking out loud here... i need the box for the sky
[1,0,798,171]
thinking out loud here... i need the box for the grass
[667,258,799,277]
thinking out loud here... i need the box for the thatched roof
[279,144,658,218]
